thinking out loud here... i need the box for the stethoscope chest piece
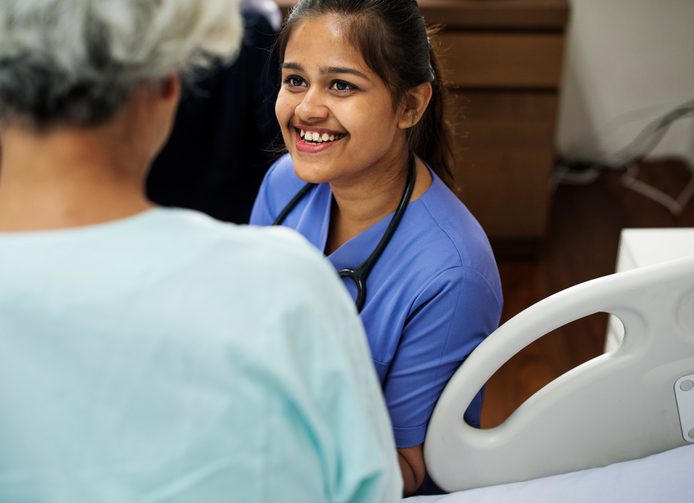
[338,267,367,312]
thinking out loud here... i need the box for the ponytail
[407,37,454,188]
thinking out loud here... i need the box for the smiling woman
[250,0,504,496]
[275,14,415,192]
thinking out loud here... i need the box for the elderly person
[0,1,401,502]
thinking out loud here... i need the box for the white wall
[556,0,694,167]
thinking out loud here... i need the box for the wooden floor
[480,159,694,427]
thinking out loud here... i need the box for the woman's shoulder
[407,172,501,295]
[264,153,303,190]
[251,153,309,224]
[418,175,495,261]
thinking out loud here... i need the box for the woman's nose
[295,88,329,122]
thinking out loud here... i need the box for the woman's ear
[397,82,433,129]
[159,74,181,103]
[154,74,181,129]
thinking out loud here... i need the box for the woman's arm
[398,445,426,496]
[385,268,502,495]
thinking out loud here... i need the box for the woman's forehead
[284,14,367,69]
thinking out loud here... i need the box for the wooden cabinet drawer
[448,91,559,239]
[418,0,569,29]
[437,32,565,88]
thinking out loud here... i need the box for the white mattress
[405,444,694,503]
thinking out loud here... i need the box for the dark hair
[276,0,454,186]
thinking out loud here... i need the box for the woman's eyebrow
[282,62,304,72]
[321,66,369,80]
[281,62,368,80]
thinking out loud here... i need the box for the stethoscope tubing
[273,153,417,312]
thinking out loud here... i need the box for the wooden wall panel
[449,92,559,239]
[438,33,565,88]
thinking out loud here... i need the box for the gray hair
[0,0,243,129]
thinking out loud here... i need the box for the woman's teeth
[299,129,342,143]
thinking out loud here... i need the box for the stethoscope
[273,153,417,312]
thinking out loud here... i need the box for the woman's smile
[276,13,407,186]
[294,125,347,153]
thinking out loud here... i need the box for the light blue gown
[0,208,402,502]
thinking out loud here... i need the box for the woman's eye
[330,80,357,92]
[283,75,306,88]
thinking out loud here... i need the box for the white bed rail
[424,255,694,492]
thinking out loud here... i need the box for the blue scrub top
[251,154,503,447]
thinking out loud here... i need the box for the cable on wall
[554,99,694,215]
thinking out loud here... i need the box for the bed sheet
[405,444,694,503]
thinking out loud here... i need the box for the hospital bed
[408,251,694,502]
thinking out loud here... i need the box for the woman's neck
[0,124,152,232]
[325,154,432,254]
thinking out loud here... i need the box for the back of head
[0,0,243,130]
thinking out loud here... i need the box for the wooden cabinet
[426,0,569,253]
[275,0,570,253]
